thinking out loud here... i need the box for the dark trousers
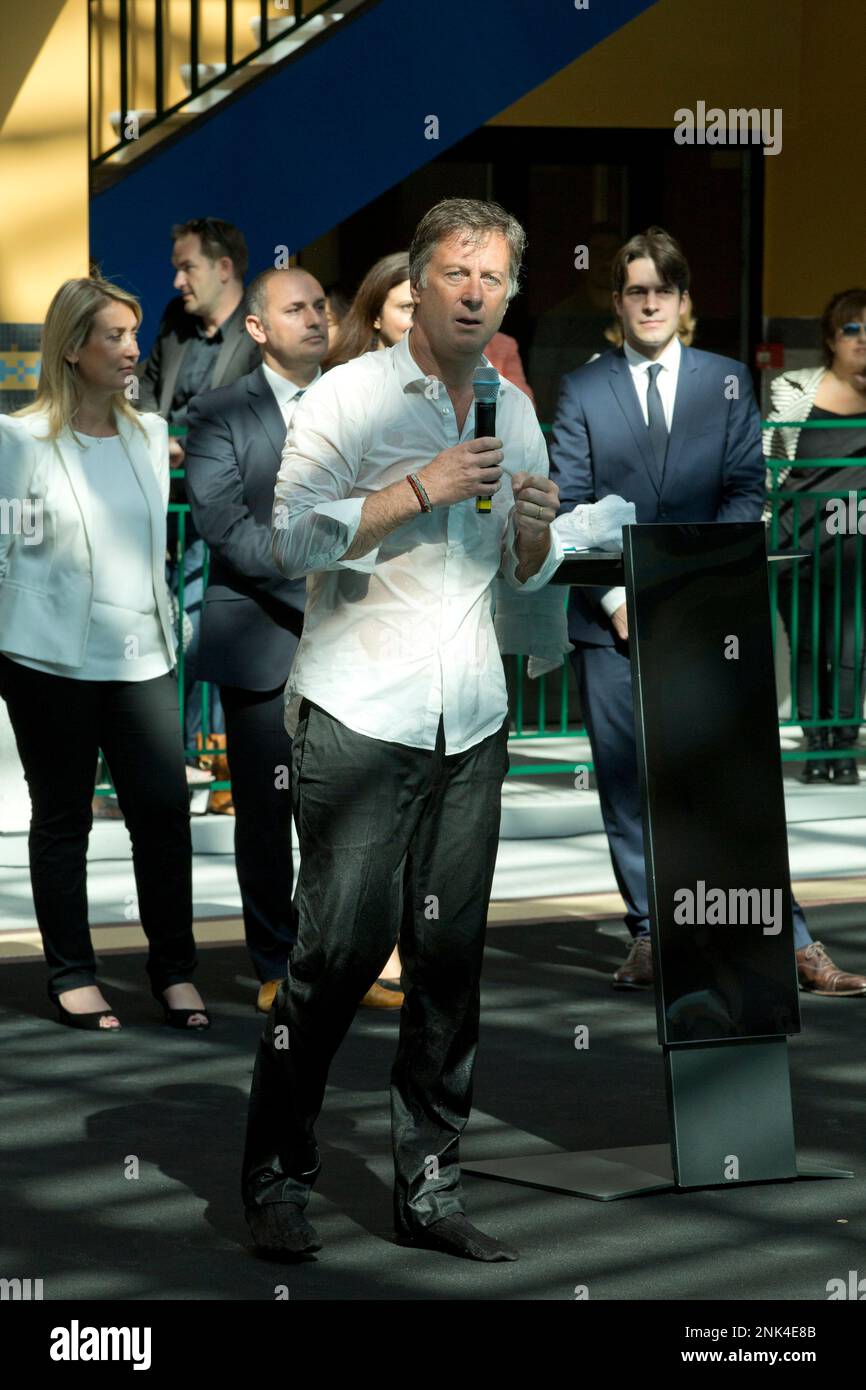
[220,681,297,981]
[777,554,866,740]
[241,698,510,1235]
[0,654,197,998]
[572,642,812,950]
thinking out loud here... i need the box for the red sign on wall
[756,342,784,369]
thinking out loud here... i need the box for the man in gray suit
[139,217,260,434]
[184,267,328,1011]
[139,218,261,768]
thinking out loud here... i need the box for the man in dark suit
[549,226,866,998]
[184,267,327,1011]
[139,218,261,774]
[139,217,260,428]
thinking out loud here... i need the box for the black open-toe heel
[53,999,122,1031]
[152,986,211,1030]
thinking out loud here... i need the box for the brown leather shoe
[361,981,404,1009]
[612,935,654,990]
[256,979,283,1013]
[796,942,866,996]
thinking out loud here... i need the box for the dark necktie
[646,363,669,471]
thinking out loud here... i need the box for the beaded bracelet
[407,472,433,512]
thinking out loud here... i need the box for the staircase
[90,1,369,181]
[89,0,660,344]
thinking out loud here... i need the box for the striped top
[761,366,825,520]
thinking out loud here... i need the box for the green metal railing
[96,415,866,798]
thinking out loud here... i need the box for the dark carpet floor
[1,906,864,1301]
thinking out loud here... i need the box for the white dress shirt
[5,434,171,681]
[272,329,564,753]
[601,334,682,618]
[262,361,321,428]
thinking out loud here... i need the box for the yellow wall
[490,0,862,319]
[0,0,89,323]
[3,0,858,325]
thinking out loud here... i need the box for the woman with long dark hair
[324,252,413,369]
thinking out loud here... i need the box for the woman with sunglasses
[764,289,866,782]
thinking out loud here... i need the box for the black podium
[463,523,852,1199]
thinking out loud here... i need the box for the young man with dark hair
[549,227,866,999]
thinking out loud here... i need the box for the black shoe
[53,1000,122,1031]
[398,1213,518,1262]
[831,757,860,784]
[800,730,830,782]
[245,1201,322,1255]
[799,759,831,783]
[151,985,210,1030]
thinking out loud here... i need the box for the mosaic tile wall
[0,324,42,413]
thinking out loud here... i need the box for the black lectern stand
[463,524,852,1199]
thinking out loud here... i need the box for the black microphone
[473,366,500,514]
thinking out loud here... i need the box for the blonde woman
[0,278,209,1030]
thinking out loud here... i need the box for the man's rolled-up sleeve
[272,373,381,579]
[500,509,565,592]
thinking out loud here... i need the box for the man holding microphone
[241,198,564,1263]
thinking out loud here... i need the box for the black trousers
[0,654,196,999]
[220,681,297,981]
[241,698,510,1235]
[777,550,866,738]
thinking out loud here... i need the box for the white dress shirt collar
[396,328,493,394]
[262,361,321,409]
[623,333,682,377]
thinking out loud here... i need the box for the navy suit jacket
[548,345,765,645]
[184,366,306,690]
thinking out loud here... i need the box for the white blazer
[0,408,177,669]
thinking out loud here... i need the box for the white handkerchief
[552,494,636,552]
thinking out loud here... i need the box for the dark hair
[820,288,866,368]
[324,252,410,368]
[324,283,351,323]
[409,197,526,300]
[171,217,248,281]
[611,226,690,297]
